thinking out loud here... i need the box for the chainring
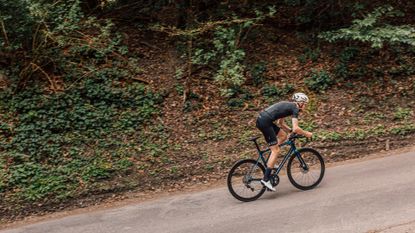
[270,175,280,187]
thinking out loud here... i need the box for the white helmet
[292,92,309,103]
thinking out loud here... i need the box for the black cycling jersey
[263,101,299,121]
[256,101,300,146]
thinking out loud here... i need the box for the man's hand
[304,131,313,138]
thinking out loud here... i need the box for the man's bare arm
[277,118,291,132]
[292,118,313,138]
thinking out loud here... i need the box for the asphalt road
[3,151,415,233]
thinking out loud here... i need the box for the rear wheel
[227,159,266,202]
[287,148,325,190]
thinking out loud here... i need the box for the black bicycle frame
[252,138,308,176]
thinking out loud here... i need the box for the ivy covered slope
[1,0,415,221]
[0,79,160,207]
[0,0,162,218]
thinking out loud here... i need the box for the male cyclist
[256,92,313,191]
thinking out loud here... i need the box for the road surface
[3,151,415,233]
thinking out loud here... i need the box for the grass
[393,107,413,120]
[198,125,233,142]
[316,124,415,142]
[364,111,386,123]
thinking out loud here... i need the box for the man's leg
[261,144,279,191]
[277,130,288,146]
[266,144,280,170]
[265,124,284,173]
[257,120,279,191]
[265,131,287,179]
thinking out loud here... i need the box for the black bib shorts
[256,112,280,146]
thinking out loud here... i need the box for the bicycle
[227,134,325,202]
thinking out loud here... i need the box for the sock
[263,168,272,182]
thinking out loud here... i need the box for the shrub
[298,48,320,64]
[191,8,275,93]
[222,87,253,108]
[319,6,415,48]
[393,107,412,120]
[1,0,135,92]
[193,26,247,89]
[304,69,334,92]
[333,47,359,80]
[262,83,294,101]
[227,98,245,108]
[250,62,267,86]
[390,124,415,136]
[0,0,34,49]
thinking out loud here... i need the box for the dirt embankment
[2,24,415,224]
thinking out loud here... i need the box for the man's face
[299,102,307,111]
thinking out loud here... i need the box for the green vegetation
[1,0,415,219]
[262,84,294,102]
[320,6,415,81]
[333,47,359,80]
[194,26,247,90]
[0,0,162,208]
[304,69,334,92]
[318,131,342,141]
[0,80,161,204]
[298,48,320,64]
[364,112,386,123]
[319,6,415,48]
[191,8,275,95]
[393,107,413,120]
[391,124,415,135]
[250,62,267,86]
[317,124,415,142]
[300,120,317,132]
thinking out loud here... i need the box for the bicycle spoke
[229,160,265,200]
[288,150,323,189]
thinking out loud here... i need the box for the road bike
[227,134,325,202]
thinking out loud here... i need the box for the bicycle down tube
[255,140,304,176]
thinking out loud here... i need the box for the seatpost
[253,139,261,152]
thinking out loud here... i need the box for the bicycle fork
[294,151,309,171]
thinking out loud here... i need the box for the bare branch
[0,19,10,47]
[152,17,264,37]
[131,77,150,84]
[30,62,58,92]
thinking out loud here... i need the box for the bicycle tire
[287,148,325,190]
[227,159,266,202]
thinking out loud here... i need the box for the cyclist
[256,92,313,191]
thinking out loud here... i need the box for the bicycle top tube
[259,140,293,154]
[253,133,303,154]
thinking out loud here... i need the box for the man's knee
[269,145,280,154]
[279,136,287,144]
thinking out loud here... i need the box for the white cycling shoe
[261,180,276,192]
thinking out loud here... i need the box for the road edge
[2,144,415,231]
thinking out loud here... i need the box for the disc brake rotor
[242,175,251,184]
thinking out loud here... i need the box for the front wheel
[227,159,266,202]
[287,148,325,190]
